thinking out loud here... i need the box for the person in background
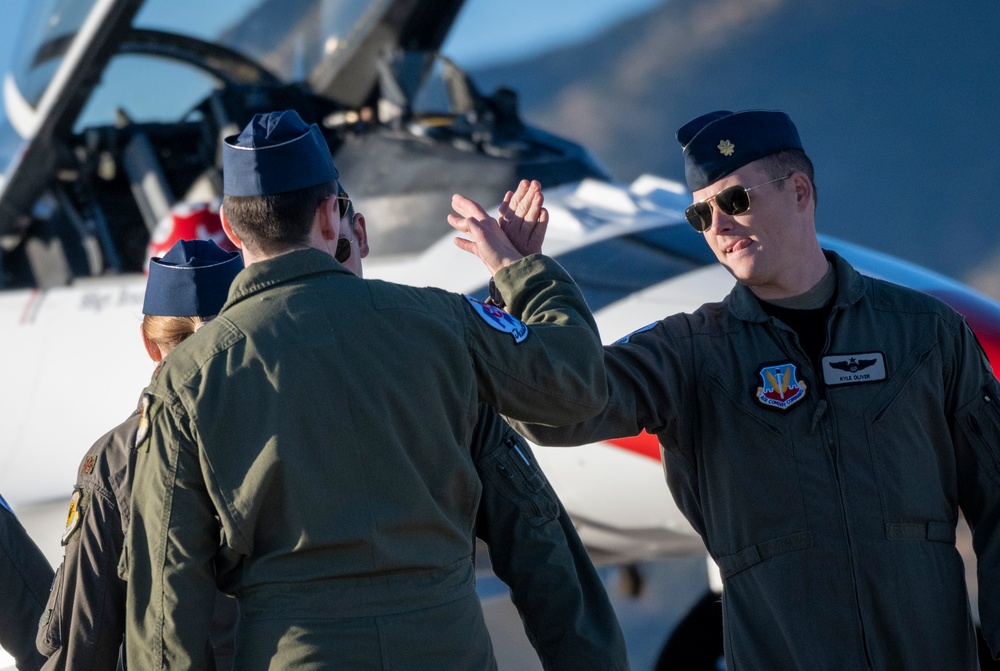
[505,109,1000,670]
[123,109,607,670]
[37,239,242,670]
[0,491,52,671]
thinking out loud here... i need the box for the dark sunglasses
[334,189,353,263]
[684,175,791,232]
[335,190,352,219]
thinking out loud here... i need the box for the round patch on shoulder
[464,295,528,343]
[61,488,84,545]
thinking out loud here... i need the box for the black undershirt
[757,262,837,369]
[759,301,832,367]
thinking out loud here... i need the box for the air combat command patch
[61,488,84,545]
[465,295,528,343]
[755,362,807,411]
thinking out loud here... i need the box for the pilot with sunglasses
[122,109,610,671]
[509,109,1000,670]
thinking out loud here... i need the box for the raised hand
[448,192,523,277]
[496,180,548,258]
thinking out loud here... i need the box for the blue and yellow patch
[61,488,84,545]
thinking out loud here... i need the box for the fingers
[451,193,490,222]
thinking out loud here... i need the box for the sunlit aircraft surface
[2,1,1000,669]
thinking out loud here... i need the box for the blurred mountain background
[470,0,1000,298]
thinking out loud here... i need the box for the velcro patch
[616,322,657,344]
[465,296,528,343]
[821,352,887,386]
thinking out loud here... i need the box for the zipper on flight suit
[817,309,875,669]
[770,316,875,668]
[496,437,544,519]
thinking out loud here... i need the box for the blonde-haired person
[37,239,243,671]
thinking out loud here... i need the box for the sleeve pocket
[957,379,1000,485]
[482,437,560,527]
[36,564,64,657]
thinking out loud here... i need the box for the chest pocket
[695,365,809,556]
[864,336,953,513]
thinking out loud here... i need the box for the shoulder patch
[616,322,658,344]
[61,488,84,545]
[465,295,528,343]
[135,394,151,447]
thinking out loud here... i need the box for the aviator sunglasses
[684,174,791,232]
[334,190,353,262]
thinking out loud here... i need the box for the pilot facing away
[122,109,609,670]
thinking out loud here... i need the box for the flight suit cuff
[492,254,571,320]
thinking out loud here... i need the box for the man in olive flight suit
[123,109,608,670]
[0,491,52,671]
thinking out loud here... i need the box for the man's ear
[792,172,813,213]
[317,196,339,241]
[353,212,370,259]
[140,324,164,362]
[219,204,243,250]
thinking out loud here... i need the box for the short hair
[223,180,337,254]
[142,314,212,352]
[757,149,818,208]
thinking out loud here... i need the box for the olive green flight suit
[471,405,630,671]
[124,250,606,670]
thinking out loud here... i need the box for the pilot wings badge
[821,352,887,386]
[755,362,807,411]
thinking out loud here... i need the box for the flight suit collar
[221,248,351,312]
[725,249,866,323]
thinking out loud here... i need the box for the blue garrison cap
[676,110,803,191]
[222,110,339,197]
[143,239,243,317]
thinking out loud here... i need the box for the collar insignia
[718,139,735,156]
[821,352,887,386]
[465,296,528,343]
[755,362,807,411]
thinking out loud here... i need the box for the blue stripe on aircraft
[470,224,716,311]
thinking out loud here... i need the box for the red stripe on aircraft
[606,432,661,461]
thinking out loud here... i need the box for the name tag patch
[465,296,528,343]
[821,352,887,386]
